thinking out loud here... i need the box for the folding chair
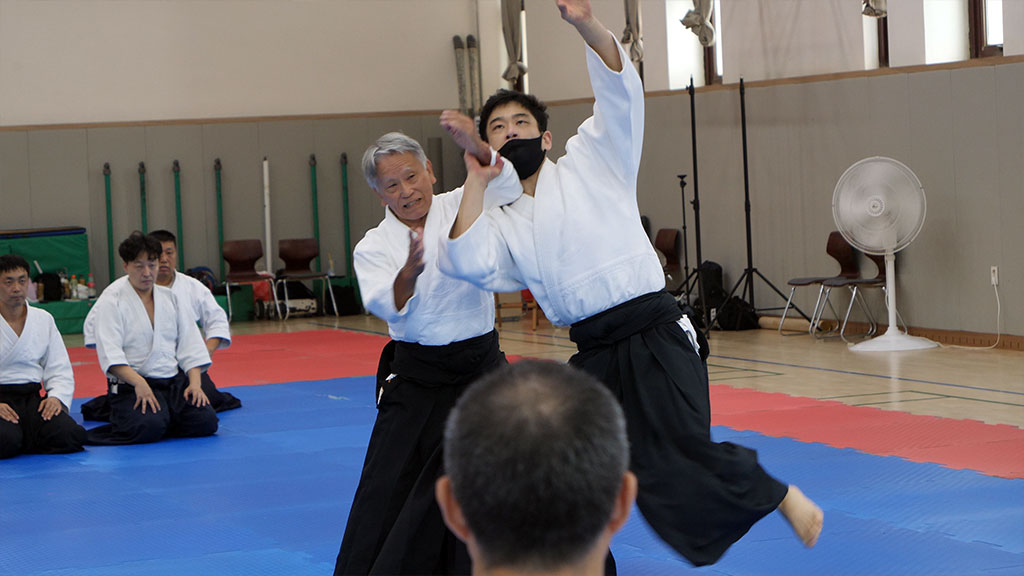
[820,253,887,341]
[276,238,338,320]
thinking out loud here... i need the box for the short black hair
[148,229,177,247]
[444,360,629,571]
[477,89,549,143]
[118,231,162,263]
[0,254,31,276]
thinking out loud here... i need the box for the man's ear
[541,130,554,152]
[436,476,472,543]
[607,471,638,535]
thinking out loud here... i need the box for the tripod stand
[709,79,810,329]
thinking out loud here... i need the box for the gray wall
[1,59,1021,336]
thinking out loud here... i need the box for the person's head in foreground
[436,360,637,575]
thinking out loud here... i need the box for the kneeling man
[0,255,86,459]
[85,232,218,445]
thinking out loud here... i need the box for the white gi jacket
[356,159,521,346]
[84,273,230,349]
[89,280,211,381]
[440,35,700,350]
[1,304,75,409]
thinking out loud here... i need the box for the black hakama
[569,291,788,566]
[334,330,506,576]
[83,371,219,445]
[81,372,240,422]
[0,383,86,459]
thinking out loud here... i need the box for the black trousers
[570,291,788,567]
[0,383,86,459]
[81,371,240,421]
[335,332,505,576]
[83,372,219,445]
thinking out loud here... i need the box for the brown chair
[779,231,859,335]
[276,238,337,320]
[222,239,279,321]
[654,228,683,292]
[494,290,546,331]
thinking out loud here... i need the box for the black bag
[716,296,760,331]
[324,284,363,316]
[34,273,63,302]
[275,280,315,300]
[692,261,727,324]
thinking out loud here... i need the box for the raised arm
[557,0,622,72]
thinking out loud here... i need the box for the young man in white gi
[441,0,823,567]
[0,255,86,459]
[84,232,217,445]
[82,229,240,420]
[333,132,519,575]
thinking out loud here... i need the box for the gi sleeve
[194,282,231,349]
[173,292,212,373]
[354,233,414,323]
[93,299,130,376]
[566,32,645,192]
[440,211,526,293]
[40,315,75,409]
[481,156,523,210]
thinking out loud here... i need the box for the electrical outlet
[991,266,999,286]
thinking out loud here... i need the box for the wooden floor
[63,311,1023,428]
[196,311,1024,429]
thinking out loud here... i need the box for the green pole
[138,162,148,233]
[173,160,184,271]
[310,154,321,272]
[340,153,354,280]
[104,163,115,284]
[215,158,225,281]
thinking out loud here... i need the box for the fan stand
[851,253,937,351]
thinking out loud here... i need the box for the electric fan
[832,157,937,351]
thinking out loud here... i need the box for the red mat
[68,329,1024,479]
[709,384,1024,479]
[69,329,390,399]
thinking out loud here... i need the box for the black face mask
[498,136,546,180]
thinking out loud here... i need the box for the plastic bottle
[87,273,96,298]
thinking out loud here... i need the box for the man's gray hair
[362,132,428,190]
[444,360,629,572]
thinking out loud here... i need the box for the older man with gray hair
[436,360,637,576]
[333,131,521,575]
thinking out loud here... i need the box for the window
[969,0,1004,58]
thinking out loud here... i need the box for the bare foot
[778,485,823,547]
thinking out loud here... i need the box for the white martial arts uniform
[89,280,210,381]
[356,158,522,345]
[440,34,700,351]
[84,273,230,350]
[0,304,75,409]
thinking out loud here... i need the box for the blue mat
[1,376,1021,575]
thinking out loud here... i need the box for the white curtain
[621,0,644,69]
[501,0,526,86]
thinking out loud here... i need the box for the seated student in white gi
[81,229,240,420]
[0,255,86,459]
[333,132,520,575]
[441,0,822,567]
[436,360,637,576]
[84,232,217,445]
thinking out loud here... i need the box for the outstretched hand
[441,110,490,164]
[556,0,594,26]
